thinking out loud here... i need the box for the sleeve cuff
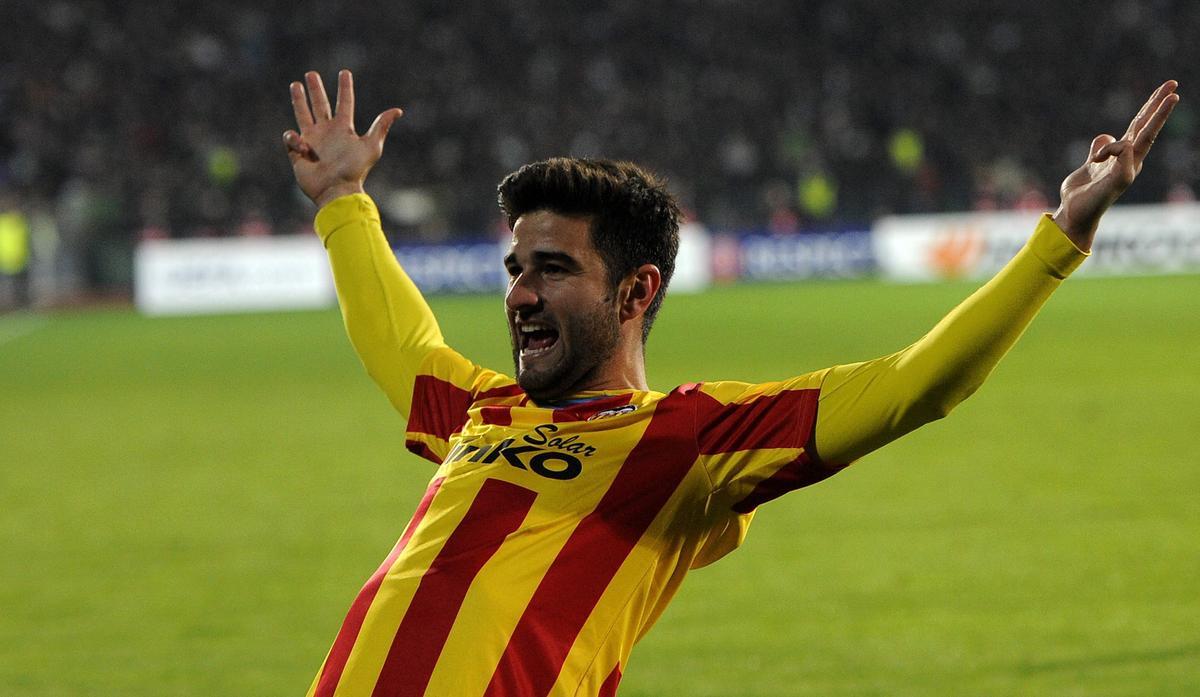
[313,193,381,246]
[1029,213,1089,279]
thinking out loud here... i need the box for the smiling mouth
[518,322,560,358]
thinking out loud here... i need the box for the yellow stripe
[424,411,656,694]
[700,371,824,404]
[330,478,478,697]
[551,462,710,695]
[698,447,804,506]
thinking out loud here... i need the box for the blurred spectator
[763,181,801,234]
[798,171,838,220]
[0,195,31,308]
[1167,181,1197,202]
[1014,181,1051,212]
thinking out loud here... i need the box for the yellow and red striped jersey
[307,194,1086,697]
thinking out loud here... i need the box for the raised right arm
[284,70,445,418]
[315,193,445,418]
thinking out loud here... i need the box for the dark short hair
[497,157,681,342]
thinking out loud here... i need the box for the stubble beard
[511,301,621,403]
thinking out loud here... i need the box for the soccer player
[283,70,1178,696]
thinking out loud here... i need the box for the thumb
[1094,140,1132,163]
[365,108,404,149]
[282,130,315,162]
[1088,134,1116,162]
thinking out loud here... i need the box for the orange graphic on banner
[929,226,985,279]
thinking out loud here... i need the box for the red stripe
[695,388,819,454]
[407,375,473,441]
[598,664,622,697]
[480,406,514,426]
[372,478,538,697]
[477,383,525,401]
[484,390,697,695]
[313,477,445,697]
[730,451,845,513]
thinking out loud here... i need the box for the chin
[516,367,566,402]
[517,353,596,403]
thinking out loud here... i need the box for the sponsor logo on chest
[445,423,596,481]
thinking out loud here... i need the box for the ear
[618,264,662,323]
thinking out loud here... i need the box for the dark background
[1,0,1196,292]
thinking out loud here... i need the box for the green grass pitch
[1,274,1198,696]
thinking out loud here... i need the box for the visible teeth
[519,323,551,334]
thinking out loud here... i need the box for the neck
[575,338,648,394]
[551,333,648,399]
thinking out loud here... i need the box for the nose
[505,273,541,314]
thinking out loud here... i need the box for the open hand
[283,70,403,208]
[1053,80,1179,251]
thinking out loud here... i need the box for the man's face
[504,210,621,402]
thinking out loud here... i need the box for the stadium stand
[0,0,1196,298]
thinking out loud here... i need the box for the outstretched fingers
[1123,81,1175,139]
[1091,81,1179,167]
[1132,86,1180,159]
[335,69,355,124]
[290,82,314,128]
[305,71,333,121]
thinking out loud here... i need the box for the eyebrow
[503,250,582,270]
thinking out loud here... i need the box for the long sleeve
[814,213,1089,465]
[314,193,447,420]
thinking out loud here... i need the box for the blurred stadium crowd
[0,0,1197,301]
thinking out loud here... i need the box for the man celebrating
[284,70,1178,697]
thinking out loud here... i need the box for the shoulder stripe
[696,388,819,454]
[731,452,846,513]
[476,384,525,401]
[408,377,524,438]
[371,478,537,697]
[313,477,444,697]
[407,375,473,441]
[479,406,514,426]
[484,390,697,695]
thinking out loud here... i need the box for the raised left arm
[814,81,1179,466]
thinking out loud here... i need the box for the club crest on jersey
[587,404,638,421]
[444,423,595,481]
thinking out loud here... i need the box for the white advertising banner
[873,203,1200,282]
[134,235,334,315]
[671,222,713,293]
